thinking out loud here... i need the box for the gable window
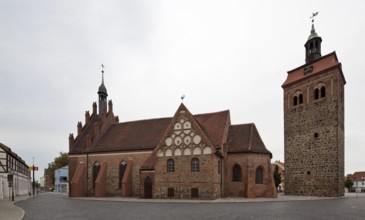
[119,160,127,189]
[191,158,200,172]
[167,159,174,172]
[255,166,264,184]
[93,161,100,189]
[232,164,241,182]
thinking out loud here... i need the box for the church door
[144,177,152,199]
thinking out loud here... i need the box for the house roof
[282,52,346,88]
[350,172,365,181]
[226,123,272,157]
[71,109,231,154]
[0,142,28,167]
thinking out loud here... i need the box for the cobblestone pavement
[15,193,365,220]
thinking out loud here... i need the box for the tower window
[314,133,319,138]
[299,94,303,104]
[314,88,319,100]
[321,86,326,98]
[293,96,298,106]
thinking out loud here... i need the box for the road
[15,193,365,220]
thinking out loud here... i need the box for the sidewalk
[0,195,31,220]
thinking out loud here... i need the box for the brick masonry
[283,66,345,197]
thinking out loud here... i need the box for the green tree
[273,165,282,189]
[344,179,353,191]
[46,152,68,185]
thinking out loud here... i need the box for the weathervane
[310,12,319,23]
[101,64,105,84]
[181,94,185,102]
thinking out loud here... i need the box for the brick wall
[284,69,345,197]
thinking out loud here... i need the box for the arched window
[299,94,303,104]
[321,86,326,98]
[255,166,263,184]
[167,159,174,172]
[93,161,100,189]
[119,160,127,189]
[293,96,298,106]
[314,88,319,100]
[191,158,199,172]
[232,164,241,182]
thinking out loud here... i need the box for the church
[68,72,277,199]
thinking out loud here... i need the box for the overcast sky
[1,0,364,181]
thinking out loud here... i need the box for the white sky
[1,0,364,181]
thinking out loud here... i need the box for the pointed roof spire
[98,64,107,94]
[308,12,320,40]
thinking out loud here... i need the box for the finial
[101,64,105,84]
[310,12,319,23]
[181,94,185,102]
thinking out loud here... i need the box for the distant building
[0,142,31,199]
[348,172,365,192]
[44,169,53,191]
[54,166,68,193]
[272,160,284,192]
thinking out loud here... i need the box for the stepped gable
[226,123,272,157]
[282,52,345,87]
[72,114,101,153]
[74,109,230,154]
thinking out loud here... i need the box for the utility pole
[33,157,35,195]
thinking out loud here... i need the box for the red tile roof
[350,172,365,181]
[71,110,231,154]
[226,123,272,157]
[282,52,346,88]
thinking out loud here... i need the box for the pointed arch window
[191,158,200,172]
[321,86,326,98]
[293,96,298,106]
[119,160,127,189]
[299,94,303,104]
[167,159,174,172]
[93,161,100,189]
[314,88,320,100]
[232,164,241,182]
[255,166,264,184]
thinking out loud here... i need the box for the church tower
[282,15,346,197]
[98,65,108,115]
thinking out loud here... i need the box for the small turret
[77,122,82,135]
[85,111,90,124]
[108,100,113,113]
[305,13,322,64]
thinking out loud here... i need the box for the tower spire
[98,64,108,115]
[304,12,322,64]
